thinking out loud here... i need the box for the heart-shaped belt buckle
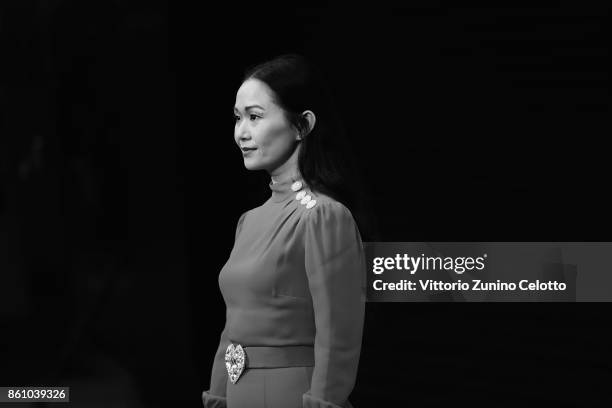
[225,343,246,384]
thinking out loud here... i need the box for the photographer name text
[372,279,567,292]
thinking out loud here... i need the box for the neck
[270,144,301,184]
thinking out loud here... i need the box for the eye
[233,114,240,122]
[249,114,261,121]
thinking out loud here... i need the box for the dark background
[1,1,610,407]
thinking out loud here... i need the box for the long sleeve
[302,201,366,408]
[202,212,248,408]
[201,323,229,407]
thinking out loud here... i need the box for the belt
[225,343,314,384]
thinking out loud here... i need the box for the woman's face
[233,78,300,173]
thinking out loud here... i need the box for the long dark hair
[242,53,379,241]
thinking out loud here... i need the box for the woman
[201,54,366,408]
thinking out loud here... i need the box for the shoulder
[234,208,255,238]
[237,209,251,224]
[298,188,356,226]
[239,203,265,222]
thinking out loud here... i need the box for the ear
[297,110,316,140]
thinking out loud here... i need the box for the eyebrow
[233,104,265,112]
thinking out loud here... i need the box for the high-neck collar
[269,175,305,203]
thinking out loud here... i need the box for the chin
[243,159,265,171]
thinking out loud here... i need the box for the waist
[231,344,315,368]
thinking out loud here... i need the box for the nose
[234,119,250,143]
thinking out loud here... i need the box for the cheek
[257,123,293,151]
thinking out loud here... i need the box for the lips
[241,147,257,152]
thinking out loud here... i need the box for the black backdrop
[1,1,610,407]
